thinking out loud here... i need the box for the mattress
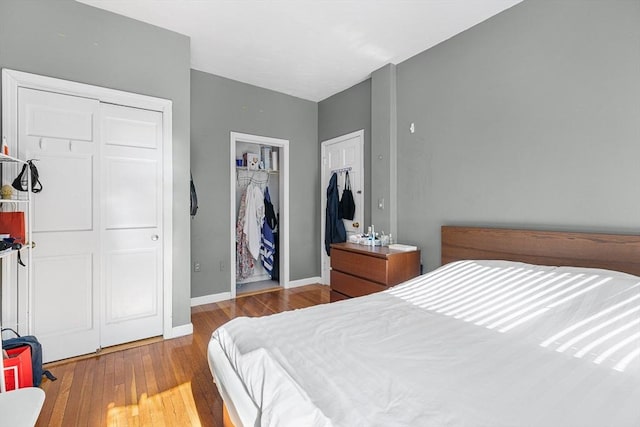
[208,260,640,426]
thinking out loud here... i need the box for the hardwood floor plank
[36,284,329,426]
[141,346,164,427]
[61,359,89,425]
[189,311,223,425]
[111,351,127,426]
[87,353,108,426]
[39,362,72,427]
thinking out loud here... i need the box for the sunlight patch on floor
[106,382,201,426]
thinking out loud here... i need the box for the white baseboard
[165,322,193,339]
[286,276,323,289]
[191,291,232,307]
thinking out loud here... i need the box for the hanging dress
[236,186,255,280]
[244,183,265,260]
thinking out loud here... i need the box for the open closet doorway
[230,132,289,298]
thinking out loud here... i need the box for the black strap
[344,171,351,190]
[12,160,42,193]
[17,249,26,267]
[190,173,198,217]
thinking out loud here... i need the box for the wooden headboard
[441,226,640,277]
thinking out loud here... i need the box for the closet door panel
[32,254,94,335]
[100,103,163,348]
[104,157,158,229]
[31,253,97,361]
[104,108,159,149]
[18,87,100,363]
[31,152,94,232]
[25,98,94,142]
[105,248,158,322]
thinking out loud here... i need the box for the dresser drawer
[331,249,388,283]
[330,270,387,298]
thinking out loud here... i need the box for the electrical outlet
[193,262,201,272]
[219,261,225,271]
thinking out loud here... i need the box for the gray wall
[0,0,192,327]
[396,0,640,271]
[191,69,318,298]
[371,64,398,236]
[318,79,372,227]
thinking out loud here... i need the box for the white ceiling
[77,0,522,102]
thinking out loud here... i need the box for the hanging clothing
[236,186,254,280]
[190,172,198,217]
[271,231,279,281]
[264,187,278,230]
[261,187,276,274]
[244,183,265,260]
[338,171,356,220]
[324,172,347,256]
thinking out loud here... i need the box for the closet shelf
[0,247,29,260]
[0,199,29,203]
[0,152,29,165]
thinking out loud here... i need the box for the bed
[208,226,640,426]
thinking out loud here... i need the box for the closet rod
[236,169,269,188]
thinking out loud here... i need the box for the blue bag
[2,328,56,387]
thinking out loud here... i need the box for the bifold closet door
[17,89,164,362]
[99,103,163,347]
[18,87,101,362]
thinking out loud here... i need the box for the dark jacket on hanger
[325,173,347,256]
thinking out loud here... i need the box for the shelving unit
[0,153,33,393]
[0,152,34,336]
[0,154,45,426]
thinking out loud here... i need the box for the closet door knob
[352,222,360,228]
[151,234,159,241]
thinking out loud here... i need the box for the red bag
[3,345,33,390]
[0,211,25,243]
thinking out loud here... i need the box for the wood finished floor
[36,284,330,427]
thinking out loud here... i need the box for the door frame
[230,132,289,299]
[320,129,364,285]
[1,69,176,339]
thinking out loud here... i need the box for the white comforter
[210,260,640,426]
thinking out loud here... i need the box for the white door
[18,87,101,361]
[16,89,163,362]
[100,103,163,347]
[320,130,364,284]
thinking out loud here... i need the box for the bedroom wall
[396,0,640,271]
[318,79,372,227]
[0,0,192,327]
[190,69,318,298]
[371,64,398,237]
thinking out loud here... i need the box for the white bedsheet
[209,260,640,426]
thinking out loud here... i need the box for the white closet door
[320,131,364,284]
[18,87,101,362]
[99,103,163,347]
[323,134,364,237]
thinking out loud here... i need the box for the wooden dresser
[329,243,421,302]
